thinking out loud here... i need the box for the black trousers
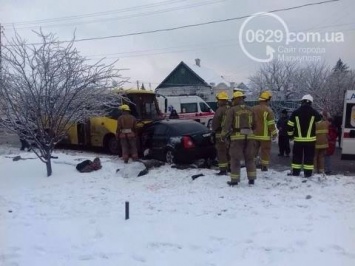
[278,135,290,155]
[291,141,316,177]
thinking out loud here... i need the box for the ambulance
[157,95,214,128]
[341,90,355,159]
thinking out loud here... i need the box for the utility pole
[136,80,139,90]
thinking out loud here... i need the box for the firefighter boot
[227,180,239,186]
[216,170,228,176]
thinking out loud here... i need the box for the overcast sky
[1,0,354,89]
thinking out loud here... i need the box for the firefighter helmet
[119,104,130,111]
[216,91,229,100]
[259,90,272,101]
[301,94,313,103]
[232,91,246,99]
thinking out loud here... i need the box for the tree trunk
[45,150,52,177]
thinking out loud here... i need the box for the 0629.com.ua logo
[238,12,344,63]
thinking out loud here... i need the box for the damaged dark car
[141,120,216,164]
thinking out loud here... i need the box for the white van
[341,90,355,159]
[157,95,214,128]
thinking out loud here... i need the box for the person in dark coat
[287,94,322,178]
[169,109,179,119]
[276,109,290,157]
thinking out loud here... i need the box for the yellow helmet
[259,90,272,101]
[216,91,229,100]
[232,91,246,99]
[119,104,130,111]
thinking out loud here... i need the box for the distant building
[155,59,248,102]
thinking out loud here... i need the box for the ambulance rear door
[341,90,355,160]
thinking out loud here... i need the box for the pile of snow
[0,146,355,266]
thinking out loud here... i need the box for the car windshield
[168,122,209,135]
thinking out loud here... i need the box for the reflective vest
[251,103,277,141]
[287,105,322,142]
[230,105,254,140]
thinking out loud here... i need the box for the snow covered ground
[0,145,355,266]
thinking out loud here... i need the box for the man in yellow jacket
[222,91,256,186]
[211,91,230,175]
[252,91,277,172]
[314,111,330,174]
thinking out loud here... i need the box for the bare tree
[249,59,355,116]
[248,60,298,100]
[0,31,124,177]
[295,62,330,111]
[325,69,355,115]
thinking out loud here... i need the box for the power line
[3,0,340,47]
[3,0,189,26]
[83,21,354,59]
[5,0,225,30]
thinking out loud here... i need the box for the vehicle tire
[106,135,120,155]
[165,149,175,164]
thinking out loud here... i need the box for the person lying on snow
[76,157,102,173]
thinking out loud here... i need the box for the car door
[151,124,169,160]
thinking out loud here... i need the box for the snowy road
[1,147,355,266]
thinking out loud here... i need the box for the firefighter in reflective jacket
[287,94,322,177]
[251,90,277,172]
[222,91,256,186]
[116,104,138,163]
[212,91,230,175]
[314,111,330,174]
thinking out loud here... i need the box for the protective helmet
[119,104,130,111]
[232,91,246,99]
[301,94,313,103]
[259,90,272,101]
[216,91,229,100]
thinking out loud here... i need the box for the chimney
[195,58,201,67]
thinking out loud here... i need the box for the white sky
[1,0,354,89]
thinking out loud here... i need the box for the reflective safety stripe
[235,115,240,129]
[287,131,294,136]
[263,112,268,137]
[267,120,275,126]
[304,164,314,170]
[247,171,256,178]
[316,144,328,149]
[287,120,294,126]
[253,135,270,140]
[230,134,255,140]
[271,129,277,136]
[316,129,328,134]
[218,163,228,168]
[230,174,240,180]
[261,160,269,165]
[291,163,302,169]
[294,116,316,142]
